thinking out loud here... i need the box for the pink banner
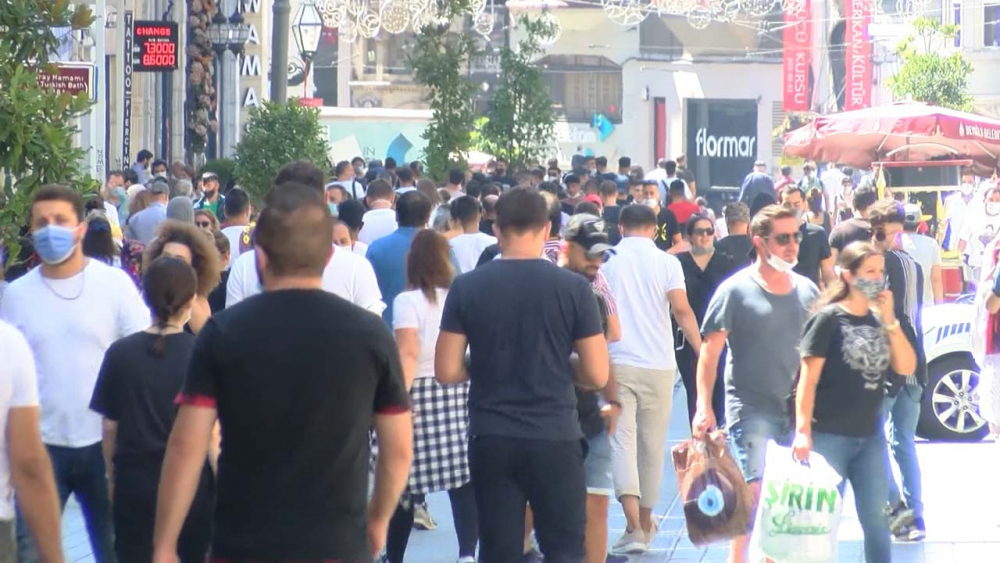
[782,0,811,112]
[845,0,872,111]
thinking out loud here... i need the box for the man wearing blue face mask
[0,185,150,563]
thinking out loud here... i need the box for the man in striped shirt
[868,199,927,542]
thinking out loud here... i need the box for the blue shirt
[124,202,166,245]
[366,227,421,327]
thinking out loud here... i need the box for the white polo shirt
[601,236,686,371]
[358,208,398,245]
[226,247,386,315]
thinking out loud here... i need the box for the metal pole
[271,0,290,102]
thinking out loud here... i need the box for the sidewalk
[61,386,1000,562]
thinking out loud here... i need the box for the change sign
[686,99,758,191]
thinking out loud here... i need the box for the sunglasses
[766,231,804,245]
[196,221,212,228]
[691,227,715,237]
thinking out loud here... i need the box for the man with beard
[779,185,835,288]
[562,214,626,563]
[193,172,226,222]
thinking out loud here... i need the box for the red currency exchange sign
[37,64,93,98]
[782,0,811,112]
[845,0,872,111]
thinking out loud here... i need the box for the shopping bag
[671,430,753,546]
[749,441,844,563]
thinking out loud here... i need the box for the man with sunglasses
[779,185,835,288]
[693,205,819,563]
[868,199,927,542]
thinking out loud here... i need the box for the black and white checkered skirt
[371,378,471,497]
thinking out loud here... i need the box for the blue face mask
[33,225,78,265]
[328,203,339,217]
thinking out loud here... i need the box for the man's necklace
[40,264,86,301]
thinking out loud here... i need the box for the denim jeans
[16,443,116,563]
[883,384,924,518]
[811,430,892,563]
[469,435,585,563]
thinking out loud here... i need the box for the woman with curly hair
[143,220,222,333]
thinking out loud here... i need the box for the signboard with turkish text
[37,63,95,100]
[685,99,758,191]
[845,0,872,111]
[133,20,179,72]
[123,11,134,168]
[782,0,811,112]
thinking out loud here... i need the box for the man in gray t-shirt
[693,204,818,563]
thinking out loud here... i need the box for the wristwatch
[884,320,901,333]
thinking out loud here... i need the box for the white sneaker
[645,518,659,543]
[456,557,476,563]
[611,527,648,554]
[413,501,437,530]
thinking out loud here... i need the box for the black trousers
[385,483,478,562]
[676,342,727,429]
[469,435,585,563]
[113,457,214,563]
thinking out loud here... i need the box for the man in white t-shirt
[0,321,63,563]
[0,185,149,562]
[227,222,385,315]
[903,204,943,304]
[220,187,252,267]
[328,160,366,200]
[958,186,1000,286]
[449,196,497,274]
[943,183,973,251]
[359,179,398,245]
[600,204,702,555]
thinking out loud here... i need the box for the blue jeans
[16,443,116,563]
[883,384,924,518]
[812,430,892,563]
[727,415,793,482]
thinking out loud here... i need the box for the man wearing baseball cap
[194,172,226,222]
[902,203,943,304]
[562,213,625,563]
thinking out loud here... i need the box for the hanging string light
[381,0,411,34]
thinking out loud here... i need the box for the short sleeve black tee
[90,332,195,462]
[793,222,833,286]
[179,289,409,561]
[577,290,609,438]
[829,218,871,253]
[440,259,603,440]
[654,208,680,251]
[801,305,890,437]
[715,235,754,271]
[603,205,623,245]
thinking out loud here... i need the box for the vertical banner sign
[782,0,811,112]
[122,11,134,168]
[845,0,872,111]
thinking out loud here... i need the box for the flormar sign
[37,63,95,100]
[686,99,758,190]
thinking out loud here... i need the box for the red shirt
[668,201,701,225]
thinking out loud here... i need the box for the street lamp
[208,10,230,159]
[228,9,251,56]
[292,0,324,98]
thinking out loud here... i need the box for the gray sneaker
[413,501,437,530]
[611,527,648,554]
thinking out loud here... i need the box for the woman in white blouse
[384,230,477,563]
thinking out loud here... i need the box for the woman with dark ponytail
[792,242,916,563]
[90,256,214,563]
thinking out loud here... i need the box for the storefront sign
[686,99,758,190]
[123,10,134,168]
[782,0,811,112]
[845,0,871,111]
[133,21,179,71]
[37,63,95,99]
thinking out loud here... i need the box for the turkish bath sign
[686,99,758,190]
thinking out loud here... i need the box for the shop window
[987,2,1000,47]
[538,55,623,123]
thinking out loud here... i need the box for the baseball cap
[565,213,614,257]
[903,203,928,226]
[201,171,219,182]
[584,194,603,206]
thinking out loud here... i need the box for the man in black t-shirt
[153,184,412,562]
[829,185,878,264]
[600,180,623,245]
[638,180,680,251]
[780,185,834,287]
[436,187,609,563]
[715,202,754,272]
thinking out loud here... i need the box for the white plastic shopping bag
[749,441,844,563]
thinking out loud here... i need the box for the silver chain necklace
[39,262,87,301]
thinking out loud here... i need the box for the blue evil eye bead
[697,484,726,516]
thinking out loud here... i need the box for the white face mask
[987,202,1000,216]
[642,198,658,209]
[766,251,798,273]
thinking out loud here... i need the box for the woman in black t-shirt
[91,257,214,563]
[792,242,916,563]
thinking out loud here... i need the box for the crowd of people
[0,149,997,563]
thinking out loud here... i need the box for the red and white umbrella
[784,102,1000,176]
